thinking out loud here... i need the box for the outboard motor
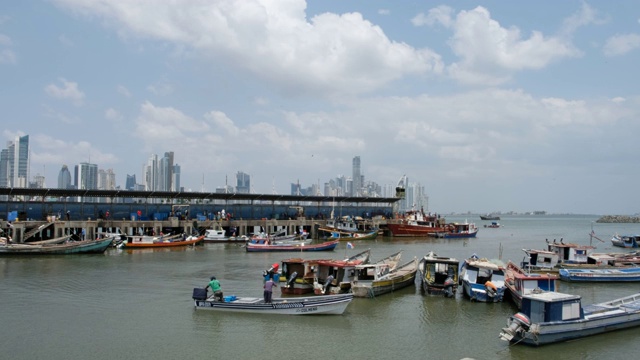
[286,272,298,288]
[499,312,531,342]
[443,276,455,298]
[323,275,335,294]
[485,281,497,298]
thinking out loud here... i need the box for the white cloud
[378,9,390,16]
[105,108,123,121]
[58,34,74,47]
[412,5,454,28]
[0,34,16,64]
[443,6,580,85]
[146,80,173,96]
[603,33,640,56]
[117,85,132,98]
[44,78,85,105]
[52,0,443,97]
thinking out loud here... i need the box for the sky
[2,1,640,215]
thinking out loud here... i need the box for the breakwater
[596,215,640,223]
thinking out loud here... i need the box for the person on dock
[263,275,276,303]
[207,276,223,301]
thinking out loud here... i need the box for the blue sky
[2,1,640,215]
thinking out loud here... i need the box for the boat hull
[122,236,204,248]
[386,223,446,237]
[0,237,114,255]
[245,240,338,252]
[193,293,353,315]
[559,267,640,282]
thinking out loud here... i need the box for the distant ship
[480,214,500,221]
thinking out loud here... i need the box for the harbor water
[2,214,640,359]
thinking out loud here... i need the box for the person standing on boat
[207,276,223,301]
[263,275,277,303]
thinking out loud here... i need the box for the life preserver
[485,281,497,297]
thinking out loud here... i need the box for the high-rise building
[75,162,98,190]
[352,156,361,196]
[172,163,180,191]
[143,152,176,192]
[125,174,136,190]
[57,165,72,189]
[0,135,29,188]
[98,168,116,190]
[236,171,250,193]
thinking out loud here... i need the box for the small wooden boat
[0,236,114,255]
[280,249,371,295]
[192,290,353,315]
[312,249,373,294]
[504,261,558,309]
[351,256,418,298]
[328,230,378,241]
[120,235,204,248]
[611,234,640,248]
[245,240,338,252]
[459,255,507,302]
[484,221,501,228]
[499,291,640,346]
[418,251,459,297]
[559,266,640,282]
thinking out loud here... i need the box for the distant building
[75,162,98,190]
[352,156,361,196]
[236,171,250,194]
[0,134,29,188]
[57,165,72,189]
[125,174,136,190]
[98,168,116,190]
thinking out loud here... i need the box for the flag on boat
[347,242,354,249]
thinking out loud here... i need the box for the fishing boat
[0,236,114,255]
[280,249,371,295]
[558,266,640,282]
[311,249,375,295]
[480,214,500,220]
[611,234,640,248]
[522,238,594,273]
[328,229,378,241]
[499,291,640,346]
[351,256,418,298]
[245,240,338,252]
[435,221,478,238]
[418,251,459,297]
[203,227,228,242]
[192,290,353,315]
[120,234,204,248]
[459,255,507,302]
[386,209,448,237]
[484,222,501,228]
[504,261,558,309]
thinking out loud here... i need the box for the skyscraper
[125,174,136,190]
[98,168,116,190]
[236,171,250,193]
[352,156,361,197]
[0,135,29,188]
[75,162,98,190]
[57,165,72,189]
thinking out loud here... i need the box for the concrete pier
[1,217,388,243]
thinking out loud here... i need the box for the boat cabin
[521,249,559,271]
[546,241,594,264]
[420,253,460,291]
[521,292,583,323]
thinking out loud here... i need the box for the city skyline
[3,2,640,214]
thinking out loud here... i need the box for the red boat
[386,210,448,237]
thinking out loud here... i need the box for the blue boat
[459,255,506,302]
[499,291,640,346]
[559,266,640,282]
[611,234,640,248]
